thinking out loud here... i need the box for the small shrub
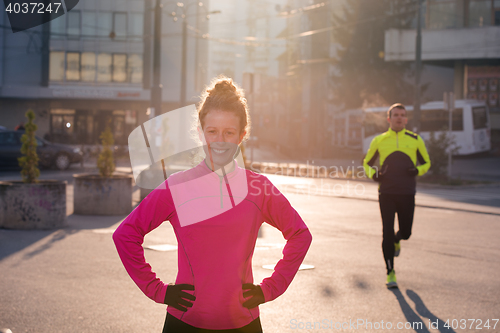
[18,110,40,183]
[97,123,115,177]
[427,131,459,176]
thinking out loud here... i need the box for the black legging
[162,313,263,333]
[379,194,415,275]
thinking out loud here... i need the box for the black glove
[164,284,196,312]
[372,165,388,182]
[242,284,265,309]
[372,172,383,182]
[407,167,419,177]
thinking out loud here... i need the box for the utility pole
[180,18,188,107]
[444,92,454,179]
[151,0,163,117]
[413,0,423,132]
[177,3,220,107]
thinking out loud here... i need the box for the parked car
[0,130,82,170]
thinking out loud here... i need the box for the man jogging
[363,103,431,288]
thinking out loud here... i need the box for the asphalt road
[1,171,499,333]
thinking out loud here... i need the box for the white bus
[331,100,491,155]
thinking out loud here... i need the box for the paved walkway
[248,143,500,182]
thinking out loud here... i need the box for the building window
[66,52,81,81]
[82,11,97,37]
[50,109,76,143]
[112,110,126,144]
[67,10,81,39]
[428,0,459,29]
[97,53,112,82]
[129,12,143,40]
[50,13,66,39]
[494,0,500,25]
[52,11,142,40]
[81,52,96,81]
[469,0,493,27]
[97,12,113,38]
[49,51,65,81]
[128,54,143,83]
[113,54,127,82]
[50,51,142,83]
[113,12,127,39]
[75,111,93,144]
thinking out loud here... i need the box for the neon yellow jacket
[363,128,431,194]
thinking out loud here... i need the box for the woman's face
[199,109,246,170]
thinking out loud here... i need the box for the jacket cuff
[155,283,168,304]
[259,283,272,303]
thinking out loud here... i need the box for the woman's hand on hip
[164,284,196,312]
[242,283,265,309]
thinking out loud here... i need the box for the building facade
[274,0,340,159]
[206,0,287,83]
[0,0,210,146]
[385,0,500,147]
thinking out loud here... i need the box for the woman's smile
[211,147,229,154]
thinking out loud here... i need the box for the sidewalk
[245,144,500,215]
[264,174,500,215]
[247,143,500,182]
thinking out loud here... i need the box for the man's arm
[416,135,431,176]
[363,137,380,179]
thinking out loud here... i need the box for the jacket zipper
[219,176,223,208]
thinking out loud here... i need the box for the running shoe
[394,242,401,257]
[386,270,398,288]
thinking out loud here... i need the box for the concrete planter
[0,180,67,229]
[73,174,133,215]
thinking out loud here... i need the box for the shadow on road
[407,289,455,333]
[390,289,456,333]
[21,229,78,261]
[0,214,123,262]
[390,288,430,333]
[321,285,335,297]
[66,213,125,231]
[0,228,54,262]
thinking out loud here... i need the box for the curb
[280,186,500,217]
[247,161,500,189]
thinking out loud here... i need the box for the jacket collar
[388,127,406,136]
[200,159,242,180]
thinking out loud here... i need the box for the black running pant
[379,194,415,274]
[162,312,263,333]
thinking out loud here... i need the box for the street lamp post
[413,0,423,132]
[149,1,218,115]
[171,2,220,107]
[181,17,188,106]
[151,0,163,117]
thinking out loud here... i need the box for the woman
[113,77,312,332]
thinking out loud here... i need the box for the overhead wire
[1,2,496,53]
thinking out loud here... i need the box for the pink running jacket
[113,161,312,330]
